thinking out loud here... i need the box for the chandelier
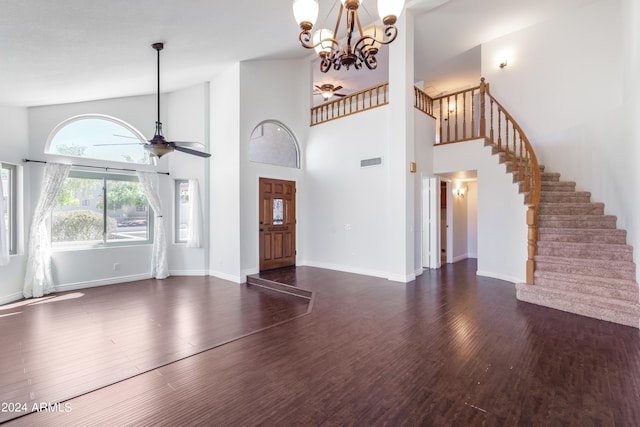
[293,0,405,72]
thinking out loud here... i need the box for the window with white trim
[249,120,300,168]
[1,163,17,255]
[46,115,152,165]
[52,170,153,248]
[175,179,189,243]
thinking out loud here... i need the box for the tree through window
[52,171,152,247]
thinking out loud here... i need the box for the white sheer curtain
[186,179,203,248]
[0,169,9,266]
[136,171,169,279]
[23,162,71,298]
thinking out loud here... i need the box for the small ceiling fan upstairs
[314,83,346,101]
[145,42,210,158]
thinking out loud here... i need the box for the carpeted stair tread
[540,191,592,203]
[541,181,576,192]
[540,172,561,181]
[538,228,627,244]
[516,283,640,328]
[535,255,635,270]
[535,255,636,280]
[537,242,633,262]
[538,214,617,229]
[538,202,604,215]
[533,271,638,300]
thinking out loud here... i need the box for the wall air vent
[360,157,382,167]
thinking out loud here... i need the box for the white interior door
[422,177,441,269]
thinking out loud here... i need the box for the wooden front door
[259,178,296,271]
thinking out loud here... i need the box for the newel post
[526,204,538,284]
[479,78,487,138]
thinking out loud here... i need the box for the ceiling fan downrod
[152,42,164,138]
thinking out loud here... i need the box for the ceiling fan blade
[314,85,323,90]
[173,145,211,158]
[334,93,347,97]
[93,142,143,146]
[333,85,343,91]
[113,134,140,140]
[171,141,205,148]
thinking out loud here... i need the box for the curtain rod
[22,159,170,175]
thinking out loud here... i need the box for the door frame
[257,177,297,272]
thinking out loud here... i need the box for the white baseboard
[301,261,416,283]
[0,292,24,306]
[476,270,521,284]
[208,270,243,284]
[168,269,208,277]
[452,254,469,263]
[302,261,388,280]
[55,273,153,293]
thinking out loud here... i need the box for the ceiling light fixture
[293,0,405,72]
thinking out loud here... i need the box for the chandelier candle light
[293,0,405,72]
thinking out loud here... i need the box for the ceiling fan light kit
[293,0,405,72]
[314,83,346,101]
[145,42,211,159]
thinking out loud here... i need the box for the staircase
[422,78,640,328]
[508,162,640,328]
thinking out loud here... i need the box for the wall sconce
[499,59,508,69]
[409,162,417,173]
[448,101,456,114]
[453,184,468,198]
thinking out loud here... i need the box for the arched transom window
[46,114,151,165]
[249,120,300,169]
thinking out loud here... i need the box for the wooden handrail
[432,85,483,143]
[414,86,434,117]
[479,78,540,284]
[428,78,541,284]
[310,82,389,126]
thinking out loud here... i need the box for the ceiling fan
[143,42,210,158]
[314,83,347,101]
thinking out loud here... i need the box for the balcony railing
[310,82,389,126]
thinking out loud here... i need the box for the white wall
[209,65,242,282]
[626,0,640,282]
[303,106,392,278]
[238,59,309,279]
[167,83,209,276]
[0,106,29,304]
[386,10,416,282]
[434,139,528,283]
[481,0,638,278]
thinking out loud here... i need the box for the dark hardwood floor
[3,260,640,426]
[0,276,310,424]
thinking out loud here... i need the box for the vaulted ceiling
[0,0,599,107]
